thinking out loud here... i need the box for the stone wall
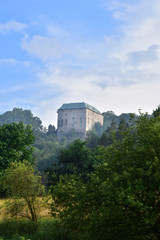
[57,108,103,137]
[86,109,103,131]
[57,108,86,136]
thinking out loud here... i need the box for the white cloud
[103,0,133,12]
[104,0,160,54]
[34,61,160,127]
[47,24,68,38]
[103,0,134,20]
[126,45,160,67]
[22,35,67,60]
[35,49,160,126]
[0,20,27,34]
[21,33,105,62]
[0,58,18,64]
[19,0,160,126]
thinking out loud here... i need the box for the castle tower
[57,102,103,137]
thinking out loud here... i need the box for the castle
[57,102,103,137]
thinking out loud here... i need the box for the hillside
[0,107,137,171]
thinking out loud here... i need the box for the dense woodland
[0,108,135,171]
[0,106,160,240]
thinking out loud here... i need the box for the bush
[0,219,72,240]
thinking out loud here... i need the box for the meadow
[0,198,72,240]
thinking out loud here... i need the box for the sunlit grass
[0,197,52,221]
[0,199,6,220]
[0,198,72,240]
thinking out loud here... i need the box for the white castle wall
[86,109,103,131]
[57,107,103,137]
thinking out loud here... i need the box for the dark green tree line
[51,113,160,240]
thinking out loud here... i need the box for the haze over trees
[0,107,135,171]
[0,108,43,132]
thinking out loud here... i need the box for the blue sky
[0,0,160,126]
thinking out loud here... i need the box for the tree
[0,108,43,132]
[116,118,129,140]
[153,105,160,117]
[0,122,35,171]
[52,113,160,240]
[58,139,94,177]
[86,130,99,148]
[92,122,103,137]
[100,119,118,146]
[98,132,109,146]
[2,161,46,222]
[47,124,56,136]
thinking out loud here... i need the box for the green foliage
[86,130,99,148]
[51,114,160,240]
[98,132,108,146]
[86,116,131,149]
[47,124,56,136]
[58,139,94,177]
[2,161,46,222]
[91,122,104,137]
[102,111,135,127]
[0,108,43,132]
[46,139,95,189]
[0,219,70,240]
[61,128,85,140]
[116,118,129,140]
[153,105,160,117]
[0,122,35,171]
[33,136,61,171]
[0,108,136,175]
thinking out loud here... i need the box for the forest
[0,106,160,240]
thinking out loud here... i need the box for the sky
[0,0,160,127]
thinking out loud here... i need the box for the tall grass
[0,199,75,240]
[0,218,71,240]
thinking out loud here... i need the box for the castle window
[80,117,83,123]
[65,119,67,126]
[61,119,63,127]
